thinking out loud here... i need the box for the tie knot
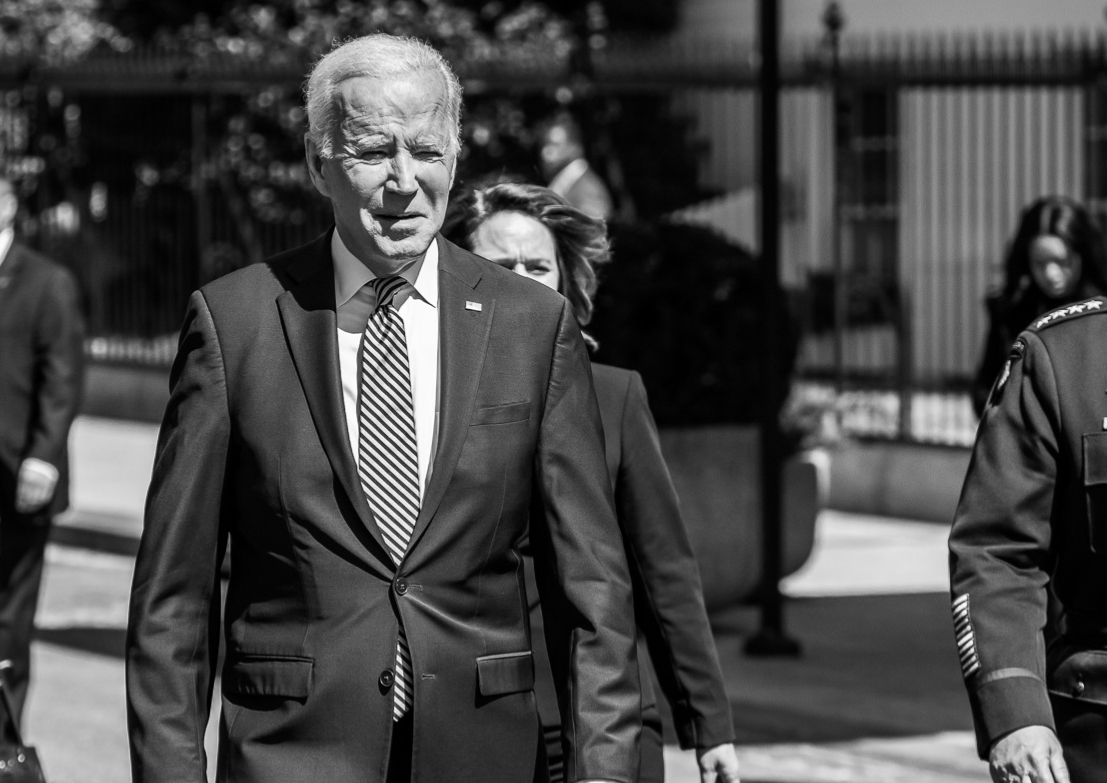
[369,275,407,311]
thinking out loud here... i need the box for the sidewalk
[28,416,988,783]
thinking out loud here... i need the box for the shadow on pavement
[34,590,974,748]
[656,592,974,746]
[35,627,126,659]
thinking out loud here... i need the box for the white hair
[304,34,463,158]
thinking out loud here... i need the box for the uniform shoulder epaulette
[1029,297,1107,331]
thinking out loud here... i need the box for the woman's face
[1029,234,1082,299]
[469,210,561,292]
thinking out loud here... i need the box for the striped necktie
[359,274,419,720]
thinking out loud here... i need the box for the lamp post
[824,1,848,394]
[744,0,801,659]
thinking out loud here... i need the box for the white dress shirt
[0,226,13,270]
[333,231,440,500]
[548,157,590,200]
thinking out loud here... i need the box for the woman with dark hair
[972,196,1107,415]
[449,182,740,783]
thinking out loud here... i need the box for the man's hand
[698,742,741,783]
[15,459,58,514]
[989,725,1071,783]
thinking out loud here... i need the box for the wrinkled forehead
[332,69,454,135]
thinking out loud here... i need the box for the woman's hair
[449,181,611,328]
[1002,195,1107,300]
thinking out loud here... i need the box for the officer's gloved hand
[989,725,1071,783]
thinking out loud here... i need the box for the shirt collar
[548,158,590,197]
[332,229,439,310]
[0,228,14,271]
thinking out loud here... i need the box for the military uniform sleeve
[949,331,1059,758]
[530,299,641,783]
[126,291,231,783]
[614,372,735,750]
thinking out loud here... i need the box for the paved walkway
[27,416,988,782]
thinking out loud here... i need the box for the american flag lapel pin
[465,301,482,312]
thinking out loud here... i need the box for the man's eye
[414,150,443,161]
[527,264,551,275]
[359,150,387,161]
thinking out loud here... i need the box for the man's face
[306,71,457,276]
[539,125,579,180]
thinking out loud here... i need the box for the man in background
[0,176,85,729]
[539,112,615,221]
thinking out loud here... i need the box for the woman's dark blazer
[527,362,735,751]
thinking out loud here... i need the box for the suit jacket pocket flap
[1048,648,1107,705]
[225,655,314,698]
[471,401,530,426]
[476,651,534,696]
[1083,433,1107,485]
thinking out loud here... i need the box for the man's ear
[304,136,330,198]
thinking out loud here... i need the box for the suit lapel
[275,235,393,565]
[408,240,494,551]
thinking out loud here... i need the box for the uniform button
[379,670,395,690]
[395,578,408,595]
[1074,681,1086,696]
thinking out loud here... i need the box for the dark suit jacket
[125,234,641,783]
[527,364,734,750]
[0,242,84,518]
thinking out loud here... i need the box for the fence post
[191,94,211,293]
[897,283,913,440]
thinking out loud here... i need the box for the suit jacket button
[379,670,395,690]
[395,578,408,595]
[1074,680,1086,696]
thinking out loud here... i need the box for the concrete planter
[658,425,820,611]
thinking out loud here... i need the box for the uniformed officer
[950,296,1107,783]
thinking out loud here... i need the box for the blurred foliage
[12,0,762,428]
[72,0,704,235]
[0,0,128,64]
[82,1,585,236]
[591,222,798,427]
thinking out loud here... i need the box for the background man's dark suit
[0,241,85,723]
[126,233,641,783]
[528,364,735,781]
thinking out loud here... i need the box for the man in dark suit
[0,176,85,728]
[125,34,641,783]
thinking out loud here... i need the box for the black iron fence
[6,29,1107,444]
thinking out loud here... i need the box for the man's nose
[385,152,417,195]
